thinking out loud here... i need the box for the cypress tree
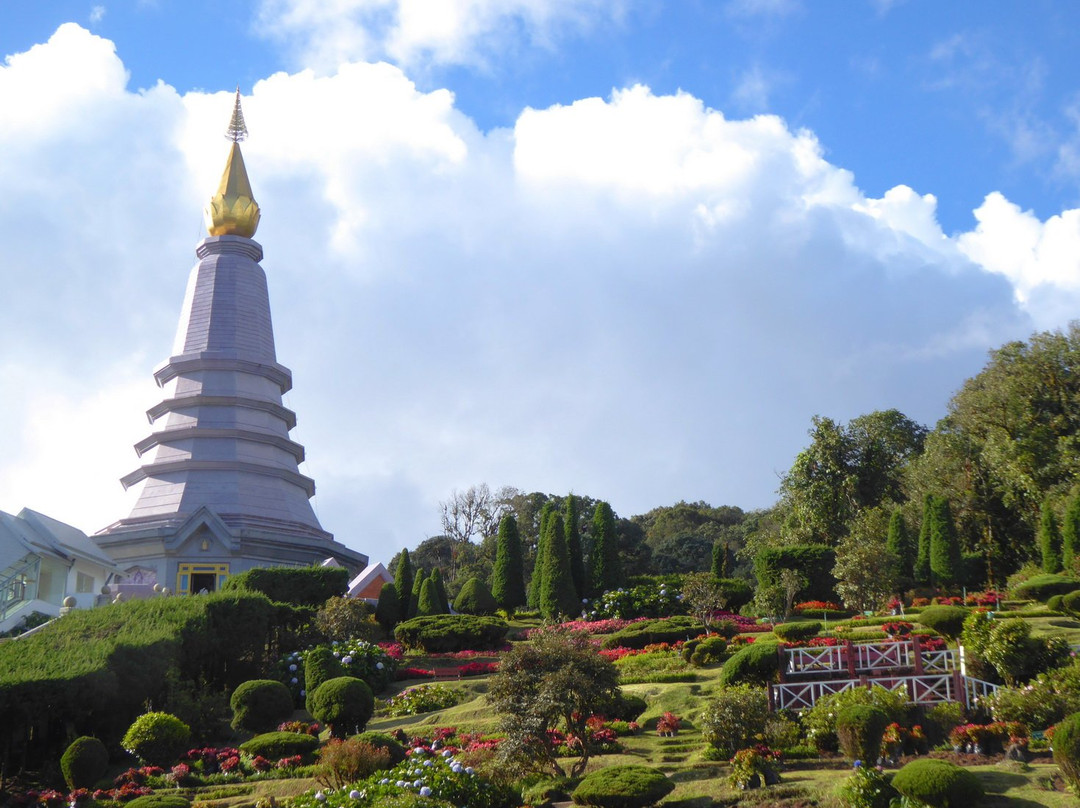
[914,494,933,585]
[589,501,621,595]
[564,495,587,600]
[711,541,729,578]
[1040,499,1063,574]
[886,509,914,579]
[430,567,450,614]
[1063,490,1080,572]
[529,503,555,608]
[374,581,401,632]
[539,512,579,619]
[491,513,527,611]
[410,567,426,617]
[417,578,441,616]
[929,496,961,588]
[394,549,415,619]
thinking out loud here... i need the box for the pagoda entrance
[177,563,229,594]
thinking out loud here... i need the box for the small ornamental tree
[394,550,415,620]
[1052,711,1080,794]
[711,541,729,578]
[308,676,375,739]
[409,567,426,618]
[491,513,527,611]
[454,576,498,615]
[122,712,191,767]
[540,512,580,619]
[61,736,109,789]
[589,501,621,595]
[375,581,401,632]
[430,568,450,614]
[315,596,378,643]
[529,504,555,608]
[305,647,344,713]
[680,572,730,630]
[1041,500,1063,574]
[565,494,587,601]
[886,508,914,581]
[1063,490,1080,571]
[929,497,961,588]
[417,578,442,617]
[230,679,294,733]
[915,494,933,585]
[836,704,889,763]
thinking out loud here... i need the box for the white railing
[854,642,910,671]
[785,646,845,674]
[782,640,959,677]
[772,679,857,711]
[921,649,958,673]
[772,673,980,711]
[964,677,999,707]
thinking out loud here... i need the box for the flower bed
[381,683,463,716]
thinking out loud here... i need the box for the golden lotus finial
[204,87,261,238]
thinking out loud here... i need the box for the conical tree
[454,577,498,615]
[394,549,415,619]
[564,495,587,600]
[410,567,426,617]
[375,581,401,632]
[589,501,621,595]
[529,503,555,608]
[929,497,962,588]
[711,541,729,578]
[491,513,527,611]
[416,578,441,616]
[886,509,914,580]
[914,494,933,585]
[430,568,450,614]
[1063,490,1080,572]
[1040,499,1063,574]
[539,512,579,619]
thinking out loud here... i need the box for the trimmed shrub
[352,731,408,766]
[804,686,910,754]
[308,676,374,738]
[1062,590,1080,615]
[836,704,889,763]
[599,617,704,650]
[755,544,837,603]
[304,647,344,713]
[715,578,754,612]
[916,605,969,639]
[773,621,822,642]
[611,693,648,722]
[60,736,109,789]
[239,731,320,761]
[1052,711,1080,793]
[220,566,348,607]
[394,614,509,652]
[891,758,984,807]
[124,796,191,808]
[375,582,402,631]
[1049,593,1066,613]
[121,712,191,767]
[689,636,727,667]
[719,640,780,686]
[230,679,294,733]
[699,684,769,757]
[1011,574,1080,602]
[453,577,498,615]
[572,765,674,808]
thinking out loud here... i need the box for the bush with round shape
[1062,590,1080,615]
[836,704,889,763]
[394,614,509,652]
[915,605,969,639]
[891,758,983,807]
[352,731,407,766]
[61,736,109,789]
[804,685,910,754]
[1049,593,1067,613]
[304,647,344,713]
[1053,711,1080,793]
[689,635,727,667]
[238,731,320,761]
[121,712,191,767]
[230,678,294,733]
[123,796,191,808]
[611,693,648,722]
[308,676,374,738]
[453,577,498,615]
[718,640,780,686]
[772,621,822,642]
[1011,574,1080,602]
[571,765,674,808]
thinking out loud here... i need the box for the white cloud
[90,6,106,24]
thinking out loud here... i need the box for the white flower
[466,767,474,775]
[396,780,406,787]
[342,656,353,664]
[413,779,423,788]
[451,764,463,774]
[380,779,389,785]
[300,689,306,696]
[333,651,340,657]
[291,677,298,684]
[289,664,297,672]
[424,760,433,766]
[419,787,432,797]
[315,792,326,802]
[442,749,453,757]
[349,790,361,799]
[376,662,385,669]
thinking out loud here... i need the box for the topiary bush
[1062,590,1080,615]
[804,686,910,753]
[394,614,509,652]
[453,577,498,615]
[352,731,408,766]
[308,676,375,738]
[836,704,889,763]
[772,621,822,642]
[571,765,674,808]
[718,640,780,686]
[121,712,191,767]
[230,679,294,733]
[304,647,344,713]
[1052,711,1080,793]
[610,693,648,722]
[689,636,727,667]
[124,796,191,808]
[891,758,984,807]
[60,736,109,789]
[238,731,320,761]
[916,605,969,639]
[599,617,704,650]
[1011,574,1080,602]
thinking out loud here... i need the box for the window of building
[76,572,94,593]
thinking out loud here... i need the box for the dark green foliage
[529,503,555,608]
[711,541,729,578]
[1041,500,1064,573]
[1062,590,1080,614]
[410,567,425,618]
[754,544,837,603]
[60,736,109,789]
[599,617,704,650]
[698,684,769,756]
[836,704,889,763]
[719,640,781,686]
[835,768,898,808]
[929,497,962,587]
[375,582,402,631]
[121,711,191,767]
[688,636,727,667]
[772,621,822,642]
[394,614,509,652]
[891,758,984,807]
[220,565,348,606]
[308,676,374,738]
[491,513,527,611]
[453,577,498,615]
[589,501,621,595]
[1064,491,1080,571]
[417,578,442,616]
[238,731,320,761]
[1052,712,1080,794]
[916,605,969,639]
[229,679,294,733]
[565,495,587,600]
[124,796,191,808]
[304,647,344,713]
[611,694,648,722]
[915,494,933,585]
[714,578,753,611]
[540,512,580,619]
[887,509,914,580]
[1011,573,1080,601]
[394,550,415,620]
[430,568,451,614]
[571,765,674,808]
[352,731,408,766]
[1049,593,1066,612]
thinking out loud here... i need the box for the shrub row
[599,617,704,650]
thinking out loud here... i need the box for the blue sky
[2,1,1080,558]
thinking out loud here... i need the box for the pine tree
[564,495,586,600]
[491,513,527,611]
[539,512,579,619]
[375,582,401,632]
[410,567,426,618]
[395,549,415,619]
[430,567,450,614]
[589,501,621,595]
[1063,490,1080,572]
[529,503,555,608]
[886,509,914,579]
[1040,499,1063,573]
[929,496,961,588]
[914,494,933,585]
[417,578,441,616]
[711,541,729,578]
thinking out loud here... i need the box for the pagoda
[94,91,367,596]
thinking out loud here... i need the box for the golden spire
[204,88,261,238]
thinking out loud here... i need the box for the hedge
[891,759,983,807]
[599,617,704,650]
[572,765,674,808]
[1010,574,1080,603]
[915,605,969,639]
[754,545,837,604]
[394,615,509,652]
[220,566,348,607]
[239,731,320,761]
[773,621,822,642]
[719,640,781,686]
